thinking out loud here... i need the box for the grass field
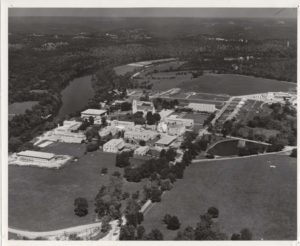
[142,154,296,240]
[179,74,296,96]
[9,101,38,118]
[207,139,267,156]
[9,142,146,231]
[114,65,139,76]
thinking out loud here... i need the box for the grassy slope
[142,154,296,240]
[9,142,145,231]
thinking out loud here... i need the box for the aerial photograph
[7,7,297,241]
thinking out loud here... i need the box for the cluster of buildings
[12,95,220,168]
[237,91,297,107]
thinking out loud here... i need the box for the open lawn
[9,142,146,231]
[179,74,296,96]
[142,154,296,240]
[207,139,267,156]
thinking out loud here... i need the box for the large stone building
[132,100,155,116]
[81,109,107,124]
[103,139,125,153]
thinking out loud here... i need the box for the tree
[136,225,145,240]
[101,116,107,127]
[240,228,252,240]
[101,167,108,175]
[119,225,136,240]
[88,116,94,125]
[145,229,164,240]
[165,148,177,162]
[290,148,297,158]
[139,140,146,146]
[207,207,219,218]
[101,215,111,233]
[125,198,143,227]
[146,112,155,125]
[150,187,162,202]
[153,113,161,123]
[163,214,172,224]
[161,179,173,191]
[116,151,132,168]
[176,226,195,240]
[68,233,81,240]
[166,216,181,230]
[231,233,241,240]
[74,197,88,217]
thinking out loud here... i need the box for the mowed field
[142,154,296,240]
[179,74,296,96]
[9,142,145,231]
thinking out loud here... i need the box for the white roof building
[17,150,55,160]
[159,109,174,120]
[81,109,107,120]
[103,139,125,153]
[187,103,216,113]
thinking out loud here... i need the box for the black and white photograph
[1,1,298,243]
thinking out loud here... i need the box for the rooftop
[155,135,177,146]
[105,138,124,145]
[17,150,55,160]
[81,109,107,115]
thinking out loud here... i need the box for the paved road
[9,221,103,239]
[192,149,293,163]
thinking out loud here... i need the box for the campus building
[168,125,186,136]
[52,120,85,143]
[81,109,107,124]
[103,139,125,153]
[111,120,135,131]
[187,103,216,113]
[99,126,119,138]
[134,146,150,156]
[164,115,194,129]
[124,129,158,142]
[10,150,72,168]
[16,150,55,163]
[132,100,155,116]
[155,135,177,148]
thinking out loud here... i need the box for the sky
[9,8,297,19]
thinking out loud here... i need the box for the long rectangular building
[187,103,216,113]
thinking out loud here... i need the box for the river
[57,75,95,118]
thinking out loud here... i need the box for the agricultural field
[142,154,296,240]
[9,142,146,231]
